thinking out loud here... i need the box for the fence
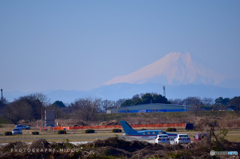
[40,123,186,131]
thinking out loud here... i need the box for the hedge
[166,128,177,132]
[112,129,122,133]
[85,129,95,133]
[4,132,12,136]
[32,131,39,135]
[58,130,67,134]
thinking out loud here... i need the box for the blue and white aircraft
[120,121,178,140]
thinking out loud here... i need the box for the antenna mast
[163,86,166,97]
[1,89,3,101]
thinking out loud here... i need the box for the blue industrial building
[107,103,191,113]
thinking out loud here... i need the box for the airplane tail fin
[120,121,136,133]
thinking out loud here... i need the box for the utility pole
[41,108,43,129]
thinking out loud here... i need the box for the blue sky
[0,1,240,92]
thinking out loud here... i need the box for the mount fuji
[4,52,240,103]
[89,52,239,101]
[104,52,225,86]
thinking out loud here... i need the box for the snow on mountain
[103,52,225,85]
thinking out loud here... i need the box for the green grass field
[1,124,240,143]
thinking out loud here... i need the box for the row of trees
[169,96,231,108]
[0,93,125,123]
[170,96,240,116]
[0,94,48,124]
[0,92,240,124]
[169,96,230,106]
[0,94,72,124]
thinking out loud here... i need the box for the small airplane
[120,121,178,140]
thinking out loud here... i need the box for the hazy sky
[1,1,240,92]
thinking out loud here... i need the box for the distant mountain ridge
[4,84,240,104]
[103,52,225,86]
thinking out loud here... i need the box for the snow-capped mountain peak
[103,52,225,85]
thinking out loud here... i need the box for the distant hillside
[92,83,240,100]
[4,83,240,103]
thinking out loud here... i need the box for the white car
[12,128,22,135]
[174,134,191,144]
[155,134,170,144]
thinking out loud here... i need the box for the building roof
[108,103,191,113]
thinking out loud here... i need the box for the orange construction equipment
[41,123,186,130]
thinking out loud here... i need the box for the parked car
[15,125,30,130]
[12,128,22,135]
[44,124,56,127]
[174,134,191,144]
[194,133,209,141]
[185,123,194,130]
[155,134,170,144]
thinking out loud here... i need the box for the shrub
[4,132,12,136]
[58,130,67,134]
[166,128,177,132]
[85,129,95,133]
[30,139,50,149]
[32,131,39,135]
[112,129,122,133]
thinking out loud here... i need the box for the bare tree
[1,93,48,124]
[101,100,116,112]
[1,103,20,124]
[1,100,32,124]
[202,97,214,107]
[91,98,102,117]
[32,93,50,106]
[71,98,101,121]
[17,93,47,120]
[183,97,203,115]
[116,98,126,107]
[196,119,228,150]
[169,98,184,105]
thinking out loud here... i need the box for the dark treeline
[0,92,240,124]
[121,93,170,107]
